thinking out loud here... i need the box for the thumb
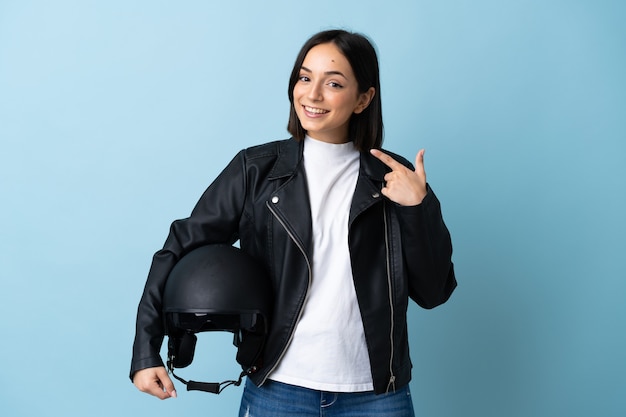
[414,149,425,174]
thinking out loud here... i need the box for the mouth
[303,105,329,115]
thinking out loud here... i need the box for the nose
[307,81,323,101]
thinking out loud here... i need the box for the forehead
[302,42,353,73]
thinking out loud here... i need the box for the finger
[151,386,171,400]
[370,149,404,171]
[155,367,177,399]
[148,379,174,400]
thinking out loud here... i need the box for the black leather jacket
[130,137,456,394]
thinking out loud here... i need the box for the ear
[354,87,376,114]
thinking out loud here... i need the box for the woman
[131,29,456,416]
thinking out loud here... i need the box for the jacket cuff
[394,184,435,214]
[129,356,165,382]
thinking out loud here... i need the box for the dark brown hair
[287,30,383,151]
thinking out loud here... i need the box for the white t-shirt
[269,136,374,392]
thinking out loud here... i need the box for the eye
[328,81,343,89]
[298,75,310,82]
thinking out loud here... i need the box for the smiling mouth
[303,105,329,114]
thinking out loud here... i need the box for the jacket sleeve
[396,184,457,309]
[129,150,248,379]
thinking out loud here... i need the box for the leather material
[130,137,456,394]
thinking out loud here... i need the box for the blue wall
[1,1,624,416]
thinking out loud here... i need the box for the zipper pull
[386,374,396,393]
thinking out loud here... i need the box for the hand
[370,148,427,206]
[133,366,177,400]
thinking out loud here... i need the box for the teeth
[304,106,328,114]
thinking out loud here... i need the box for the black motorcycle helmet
[163,244,272,394]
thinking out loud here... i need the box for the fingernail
[171,390,177,398]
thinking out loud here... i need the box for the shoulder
[242,138,296,160]
[233,138,301,179]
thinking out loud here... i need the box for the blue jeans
[238,378,415,417]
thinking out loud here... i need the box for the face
[293,42,375,144]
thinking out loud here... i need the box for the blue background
[1,1,624,416]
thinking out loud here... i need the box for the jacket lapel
[349,151,387,226]
[266,138,313,258]
[266,139,389,253]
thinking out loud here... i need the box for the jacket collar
[360,148,388,182]
[268,137,387,181]
[267,138,303,180]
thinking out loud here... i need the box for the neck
[306,129,350,144]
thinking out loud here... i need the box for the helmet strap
[165,322,266,394]
[167,357,248,394]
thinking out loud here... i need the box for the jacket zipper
[383,203,397,393]
[260,200,313,386]
[264,196,396,392]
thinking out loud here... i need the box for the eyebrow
[300,66,348,79]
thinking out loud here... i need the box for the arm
[370,148,456,308]
[130,151,248,387]
[396,187,456,308]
